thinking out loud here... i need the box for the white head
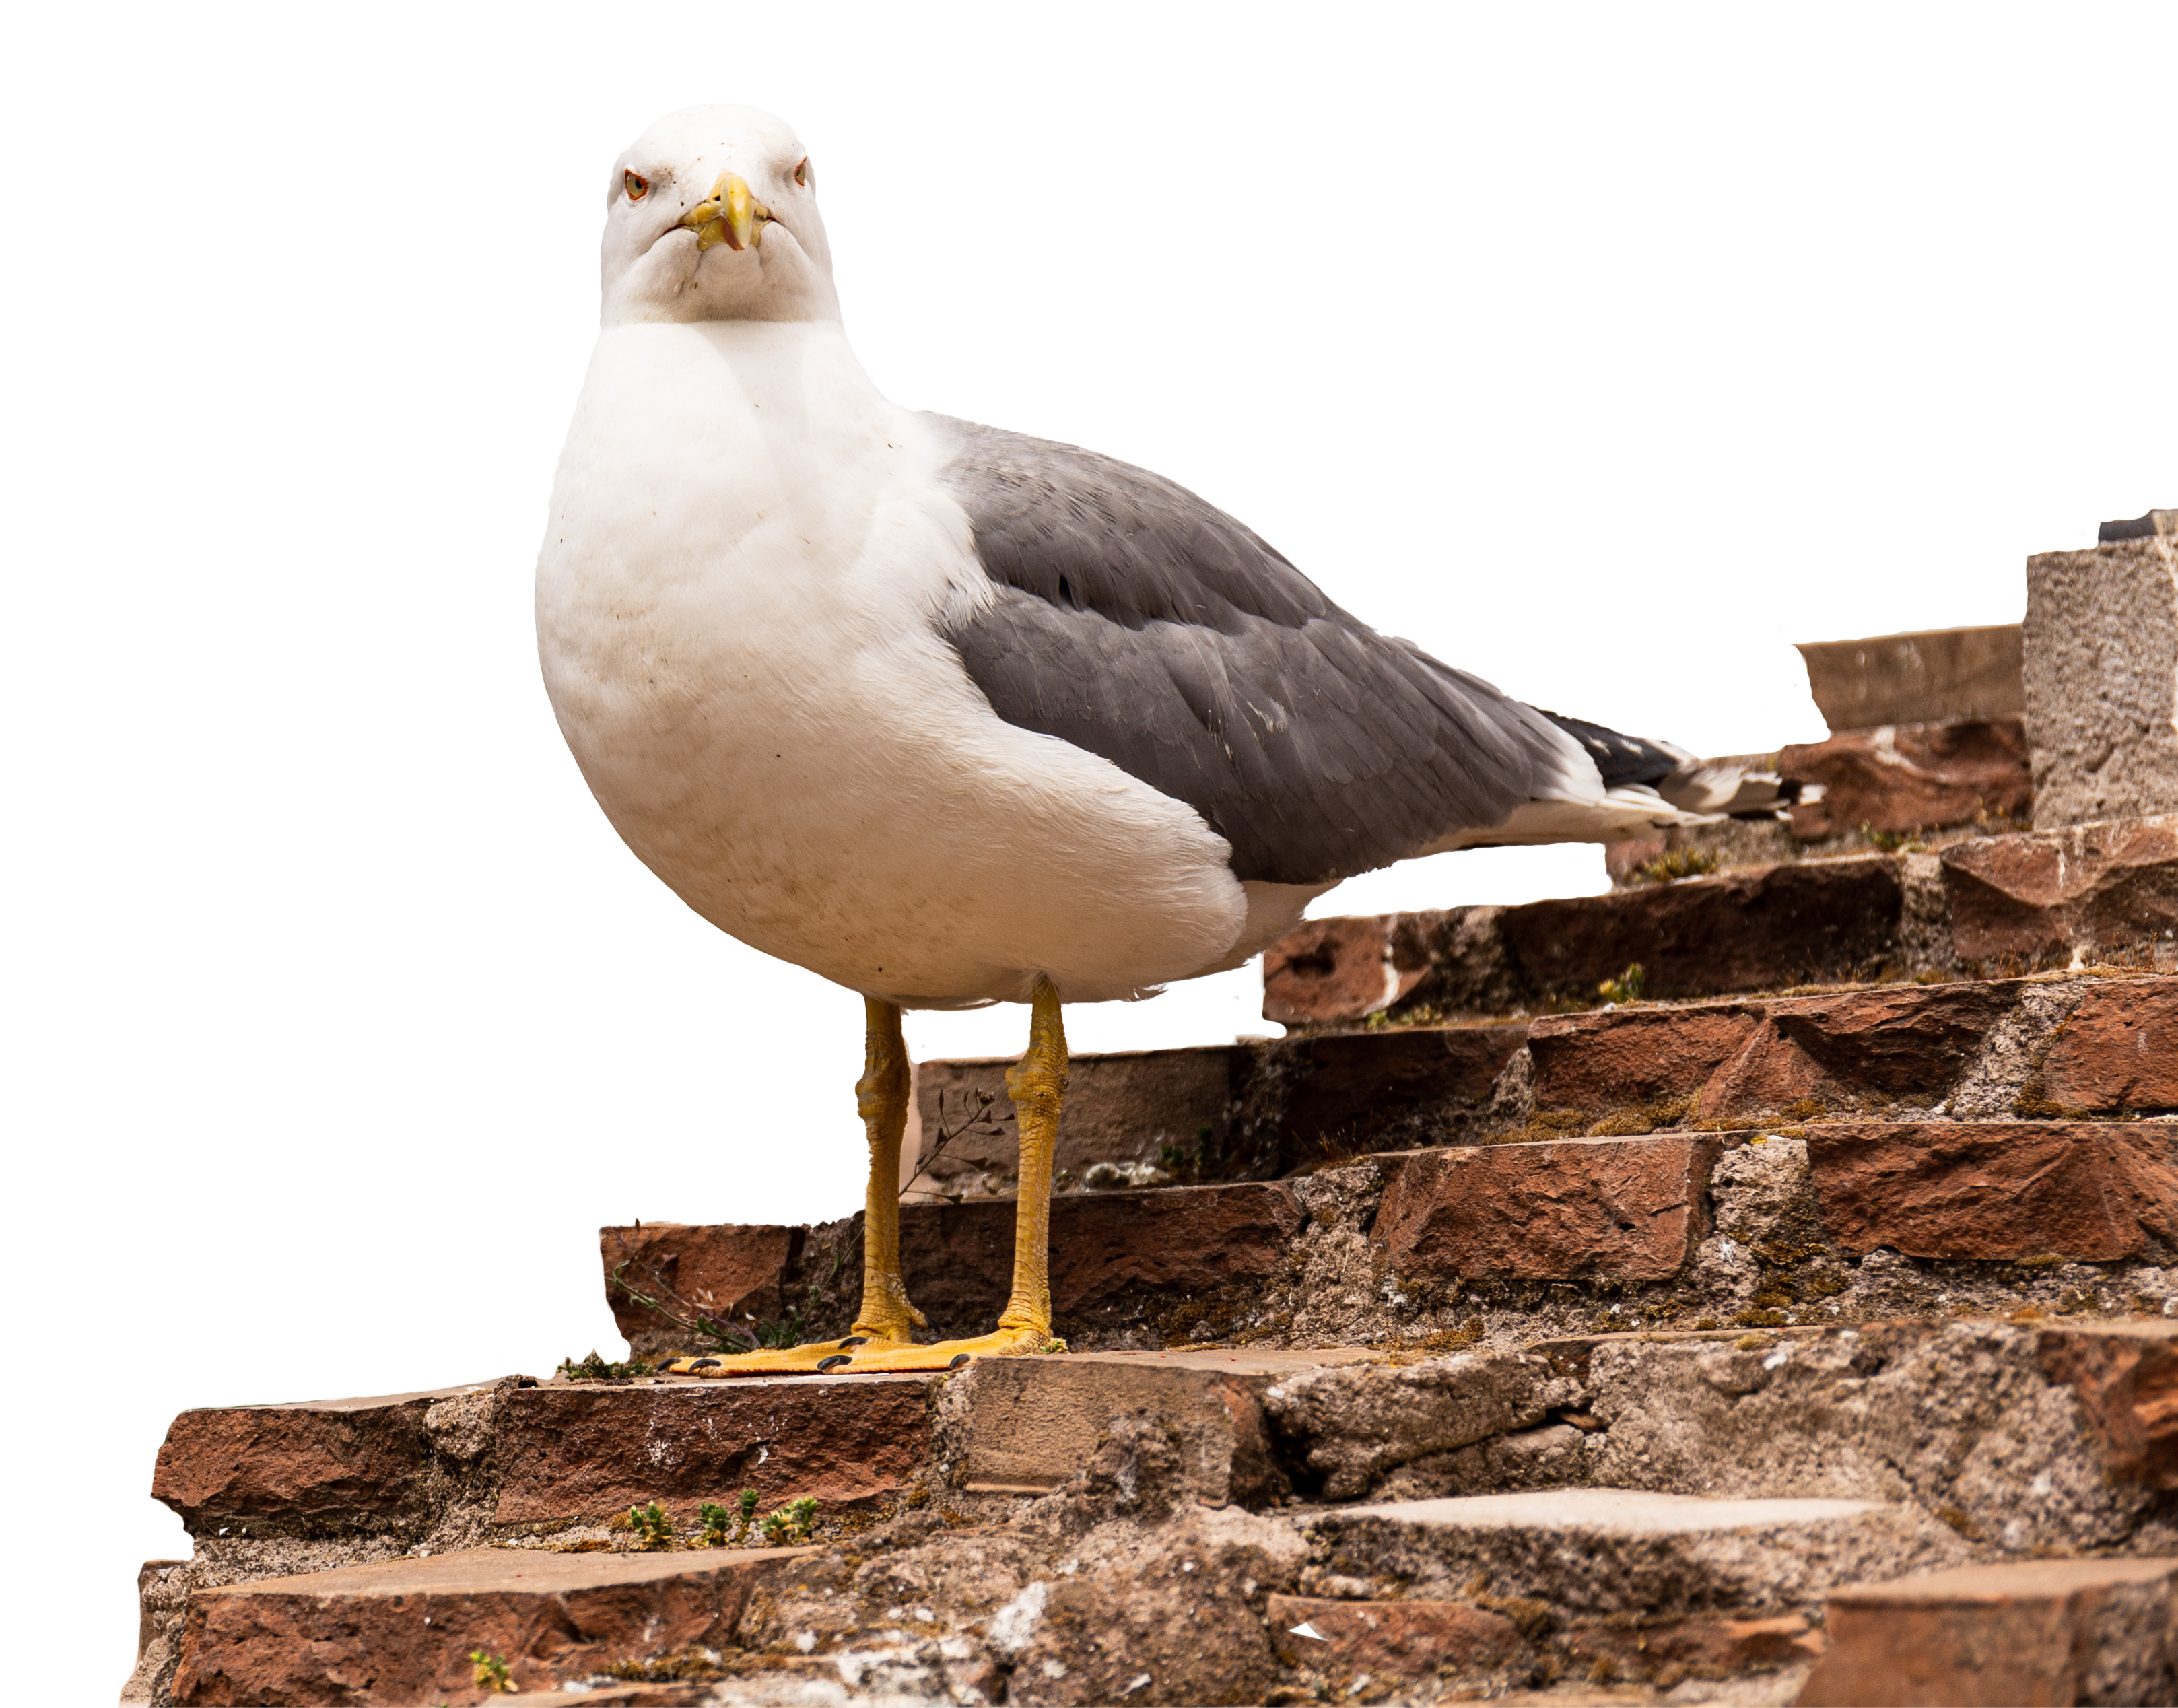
[601,106,838,326]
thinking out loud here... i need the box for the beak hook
[679,173,771,252]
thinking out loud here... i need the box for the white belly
[535,322,1257,1005]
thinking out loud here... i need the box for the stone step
[1798,1556,2178,1707]
[165,1542,813,1706]
[604,1115,2175,1356]
[901,969,2177,1196]
[1266,813,2178,1026]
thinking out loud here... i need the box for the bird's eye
[793,157,811,189]
[624,171,650,201]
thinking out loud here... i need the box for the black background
[46,40,2160,1690]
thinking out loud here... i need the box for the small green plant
[739,1487,760,1519]
[557,1350,652,1381]
[761,1495,819,1545]
[628,1500,674,1550]
[1633,846,1719,884]
[697,1501,735,1546]
[1860,821,1927,854]
[468,1649,516,1693]
[1598,963,1645,1005]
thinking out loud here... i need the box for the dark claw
[839,1336,869,1347]
[689,1358,722,1370]
[816,1355,854,1371]
[949,1353,972,1369]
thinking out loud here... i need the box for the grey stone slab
[2025,531,2178,827]
[1796,625,2024,732]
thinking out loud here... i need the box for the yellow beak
[679,172,770,252]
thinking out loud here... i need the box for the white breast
[535,322,1265,1006]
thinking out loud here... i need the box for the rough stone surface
[1374,1137,1719,1283]
[1559,1612,1826,1684]
[1782,718,2033,840]
[2039,985,2178,1112]
[947,1346,1373,1503]
[2025,531,2178,828]
[1305,1489,1967,1620]
[1943,814,2178,967]
[494,1375,934,1523]
[2035,1321,2178,1489]
[1805,1120,2178,1261]
[169,1544,813,1705]
[1263,914,1427,1025]
[1798,1556,2178,1707]
[1266,1592,1523,1671]
[1796,625,2024,734]
[1270,1021,1531,1163]
[600,1223,801,1355]
[1526,1006,1761,1111]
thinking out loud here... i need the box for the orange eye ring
[793,157,810,189]
[624,170,649,201]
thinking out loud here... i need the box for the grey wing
[928,415,1562,887]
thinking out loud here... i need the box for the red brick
[1527,1005,1761,1110]
[491,1375,936,1524]
[1374,1136,1719,1282]
[1697,984,2013,1117]
[1048,1182,1304,1314]
[153,1381,509,1532]
[1942,815,2178,963]
[1263,915,1424,1025]
[1266,1594,1521,1672]
[2035,1321,2178,1489]
[1495,857,1904,1003]
[1279,1023,1528,1151]
[600,1223,797,1352]
[1798,1557,2178,1708]
[1806,1121,2178,1260]
[2039,984,2178,1112]
[1563,1612,1825,1681]
[1781,719,2030,839]
[170,1544,810,1705]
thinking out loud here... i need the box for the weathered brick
[152,1381,511,1533]
[1266,1594,1521,1672]
[1561,1612,1825,1682]
[1526,1004,1761,1110]
[1262,914,1425,1025]
[599,1222,797,1352]
[1942,814,2178,963]
[1795,625,2024,733]
[2034,1321,2178,1489]
[491,1375,935,1524]
[1375,1137,1719,1281]
[1806,1121,2178,1260]
[2038,984,2178,1112]
[1275,1022,1528,1156]
[1697,984,2014,1118]
[1782,718,2031,839]
[1798,1556,2178,1708]
[170,1544,811,1705]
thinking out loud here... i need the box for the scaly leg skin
[831,976,1072,1373]
[663,1000,928,1377]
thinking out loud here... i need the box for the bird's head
[600,105,838,326]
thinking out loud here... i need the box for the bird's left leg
[660,999,925,1377]
[823,976,1070,1372]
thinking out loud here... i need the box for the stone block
[1272,1022,1529,1159]
[1806,1121,2178,1260]
[1266,1593,1522,1671]
[1561,1612,1825,1681]
[1942,814,2178,965]
[1263,914,1431,1025]
[492,1373,936,1523]
[1796,625,2024,733]
[1044,1182,1304,1320]
[1781,718,2031,839]
[168,1544,812,1705]
[152,1379,515,1534]
[2026,526,2178,828]
[2038,984,2178,1112]
[1798,1556,2178,1708]
[1306,1489,1963,1619]
[1697,984,2016,1118]
[2035,1321,2178,1489]
[1527,1005,1762,1110]
[1373,1136,1719,1283]
[599,1223,798,1353]
[951,1346,1373,1503]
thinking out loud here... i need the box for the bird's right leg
[661,999,925,1377]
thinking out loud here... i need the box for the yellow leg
[662,1000,926,1378]
[831,977,1070,1373]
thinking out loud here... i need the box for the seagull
[536,106,1769,1376]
